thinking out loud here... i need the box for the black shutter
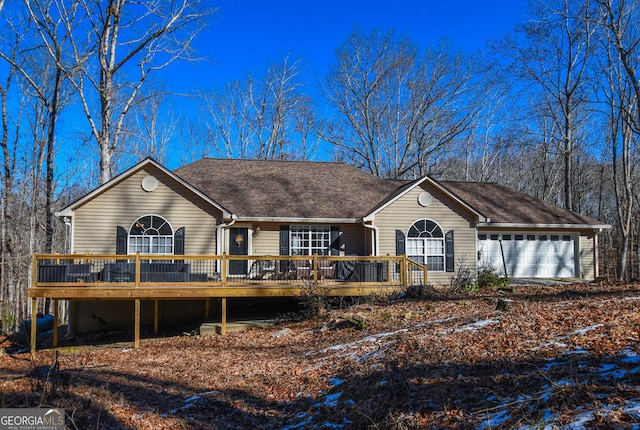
[174,227,185,255]
[395,229,405,272]
[395,230,406,256]
[279,225,290,273]
[116,226,127,254]
[330,226,340,256]
[279,226,290,255]
[445,230,455,272]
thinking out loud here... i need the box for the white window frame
[128,215,174,255]
[290,225,331,256]
[406,219,445,272]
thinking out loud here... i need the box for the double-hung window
[406,219,445,271]
[290,226,331,255]
[128,215,174,254]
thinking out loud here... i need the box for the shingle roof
[440,181,604,226]
[172,158,605,227]
[173,158,403,219]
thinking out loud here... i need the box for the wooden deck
[28,253,427,353]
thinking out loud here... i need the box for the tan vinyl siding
[250,225,280,255]
[579,232,595,280]
[72,166,221,255]
[376,185,477,287]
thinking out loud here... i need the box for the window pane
[406,219,445,271]
[427,256,444,271]
[128,215,173,254]
[290,226,330,255]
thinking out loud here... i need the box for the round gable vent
[141,175,158,192]
[418,191,433,207]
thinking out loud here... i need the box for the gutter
[239,216,359,224]
[216,214,237,272]
[477,222,611,230]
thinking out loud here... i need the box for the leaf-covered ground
[2,281,640,429]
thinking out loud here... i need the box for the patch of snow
[478,409,511,430]
[572,324,604,335]
[454,318,500,333]
[311,328,409,356]
[329,377,344,386]
[564,348,590,356]
[282,413,313,430]
[323,392,342,407]
[170,391,219,414]
[414,316,459,327]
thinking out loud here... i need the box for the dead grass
[1,280,639,429]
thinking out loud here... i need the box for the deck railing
[32,253,428,290]
[28,253,428,352]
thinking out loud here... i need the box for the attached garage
[478,233,576,278]
[440,181,609,281]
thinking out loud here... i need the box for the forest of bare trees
[0,0,639,331]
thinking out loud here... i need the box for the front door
[229,227,249,275]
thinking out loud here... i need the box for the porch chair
[317,259,335,279]
[293,259,311,279]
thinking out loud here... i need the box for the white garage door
[478,233,576,278]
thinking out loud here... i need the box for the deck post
[205,299,210,319]
[30,298,37,356]
[134,299,141,348]
[423,264,428,286]
[221,298,227,335]
[53,299,59,347]
[135,252,141,287]
[312,254,318,285]
[221,253,227,287]
[154,300,159,335]
[400,256,407,287]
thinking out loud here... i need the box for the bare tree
[495,0,597,211]
[124,89,179,165]
[597,0,640,280]
[0,21,20,324]
[203,56,318,160]
[322,28,479,179]
[2,1,74,256]
[27,0,214,184]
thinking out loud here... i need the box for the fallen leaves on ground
[1,281,640,429]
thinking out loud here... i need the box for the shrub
[448,256,477,292]
[477,265,510,289]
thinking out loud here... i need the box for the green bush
[477,266,510,289]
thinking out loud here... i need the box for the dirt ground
[1,281,640,429]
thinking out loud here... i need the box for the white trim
[127,214,175,255]
[365,176,485,221]
[478,223,610,230]
[406,218,446,273]
[239,216,359,224]
[55,158,232,219]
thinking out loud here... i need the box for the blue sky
[174,0,528,90]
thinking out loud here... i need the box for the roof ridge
[197,157,348,166]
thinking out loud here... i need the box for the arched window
[128,215,174,254]
[406,219,445,271]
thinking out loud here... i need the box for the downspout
[594,229,600,280]
[216,214,237,272]
[362,215,379,256]
[55,212,73,253]
[63,217,72,253]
